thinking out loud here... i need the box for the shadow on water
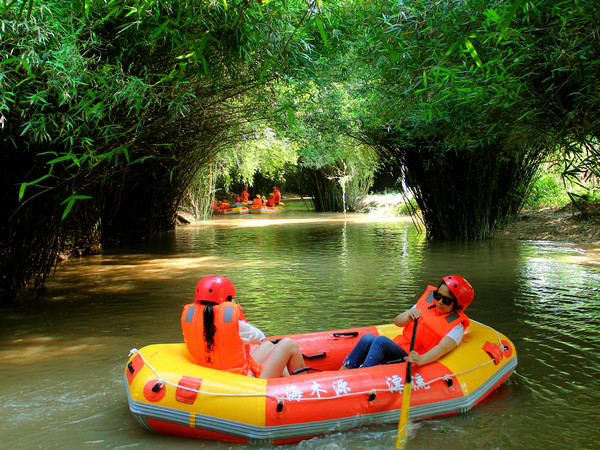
[1,203,600,448]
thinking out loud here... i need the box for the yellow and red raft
[213,206,249,215]
[124,320,517,445]
[246,203,286,214]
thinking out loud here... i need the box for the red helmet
[236,196,241,201]
[194,276,236,304]
[273,186,277,190]
[442,275,474,311]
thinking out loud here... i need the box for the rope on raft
[128,320,506,406]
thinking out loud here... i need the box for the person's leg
[250,340,275,365]
[255,338,305,379]
[341,334,376,369]
[361,336,408,368]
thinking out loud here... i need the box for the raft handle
[385,358,406,365]
[332,332,359,338]
[446,378,453,387]
[303,352,326,360]
[151,382,163,392]
[368,392,376,401]
[276,400,284,412]
[292,366,322,375]
[127,362,135,374]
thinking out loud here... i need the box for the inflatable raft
[213,206,249,215]
[124,320,517,445]
[247,203,286,214]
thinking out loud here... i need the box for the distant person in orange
[220,199,230,210]
[272,186,282,204]
[266,193,276,206]
[241,187,250,202]
[252,195,263,206]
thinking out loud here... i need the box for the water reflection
[1,205,600,448]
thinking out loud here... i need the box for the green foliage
[315,0,600,238]
[3,0,600,300]
[223,127,299,187]
[398,197,419,216]
[0,0,329,301]
[525,173,570,209]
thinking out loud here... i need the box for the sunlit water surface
[1,201,600,449]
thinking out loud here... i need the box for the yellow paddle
[396,317,419,448]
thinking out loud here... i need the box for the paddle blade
[396,381,412,448]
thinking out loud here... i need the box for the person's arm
[239,321,266,344]
[405,335,457,366]
[394,308,421,327]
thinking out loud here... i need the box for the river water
[1,200,600,449]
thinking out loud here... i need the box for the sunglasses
[433,290,455,306]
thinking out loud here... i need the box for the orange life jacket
[266,197,276,206]
[181,301,261,376]
[273,189,281,202]
[393,285,470,354]
[241,191,249,201]
[252,197,263,206]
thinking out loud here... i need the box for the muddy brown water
[2,200,599,449]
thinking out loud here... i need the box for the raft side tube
[124,355,516,443]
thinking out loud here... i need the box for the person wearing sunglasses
[340,275,474,369]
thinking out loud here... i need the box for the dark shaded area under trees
[1,0,312,302]
[1,0,599,303]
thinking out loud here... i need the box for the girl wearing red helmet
[181,276,305,378]
[341,275,473,369]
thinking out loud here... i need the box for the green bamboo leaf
[198,31,210,55]
[47,154,74,164]
[60,195,92,220]
[315,15,328,46]
[26,0,33,19]
[18,182,27,202]
[201,55,208,75]
[445,38,465,57]
[381,39,397,61]
[61,197,76,220]
[152,20,170,40]
[498,0,525,43]
[18,174,51,201]
[464,39,483,68]
[0,57,22,66]
[259,58,272,83]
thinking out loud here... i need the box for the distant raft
[124,320,517,445]
[213,206,249,215]
[247,203,286,214]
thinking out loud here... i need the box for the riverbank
[359,194,600,245]
[499,206,600,245]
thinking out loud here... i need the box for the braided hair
[202,303,217,353]
[202,295,234,353]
